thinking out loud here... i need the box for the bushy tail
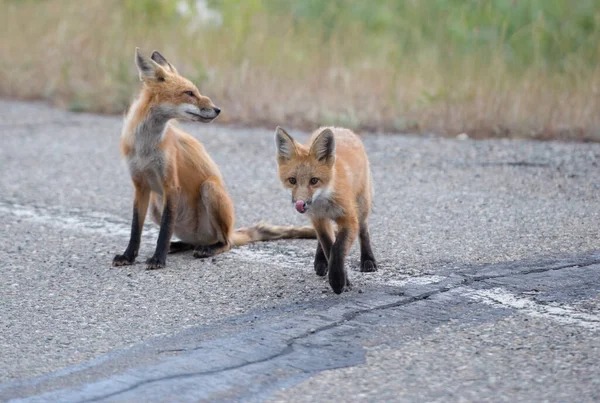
[230,222,316,246]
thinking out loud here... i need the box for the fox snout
[186,104,220,122]
[294,199,311,214]
[194,96,221,121]
[200,106,221,119]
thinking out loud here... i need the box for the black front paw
[328,264,347,295]
[113,254,134,267]
[314,260,328,276]
[193,245,214,259]
[146,256,166,270]
[360,258,377,272]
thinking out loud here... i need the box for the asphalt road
[1,100,599,402]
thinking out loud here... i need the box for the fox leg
[357,192,376,272]
[147,195,194,254]
[146,187,179,270]
[314,243,327,276]
[168,241,194,254]
[193,178,234,259]
[328,218,358,294]
[193,242,230,258]
[146,195,192,254]
[113,180,150,266]
[311,219,334,276]
[358,220,377,272]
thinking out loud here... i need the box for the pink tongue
[295,200,305,213]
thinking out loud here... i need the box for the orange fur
[275,126,377,294]
[113,49,315,270]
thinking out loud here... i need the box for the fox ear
[135,47,167,82]
[275,126,298,162]
[310,128,335,165]
[150,50,178,75]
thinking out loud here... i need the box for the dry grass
[2,0,600,140]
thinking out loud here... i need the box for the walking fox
[275,126,377,294]
[113,48,315,270]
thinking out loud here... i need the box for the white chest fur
[308,187,344,219]
[122,101,170,195]
[126,149,166,195]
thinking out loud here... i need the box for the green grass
[1,0,600,139]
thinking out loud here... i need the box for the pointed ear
[275,126,298,162]
[135,47,167,82]
[150,50,178,75]
[309,128,335,165]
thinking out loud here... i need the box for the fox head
[275,126,335,215]
[134,48,220,123]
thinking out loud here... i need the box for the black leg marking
[314,241,328,276]
[328,228,350,295]
[193,242,227,259]
[146,195,176,270]
[313,220,334,278]
[359,222,377,272]
[113,203,142,266]
[169,241,194,254]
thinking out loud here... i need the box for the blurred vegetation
[267,0,600,69]
[1,0,600,139]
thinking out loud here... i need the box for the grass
[1,0,600,140]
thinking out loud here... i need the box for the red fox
[113,48,315,270]
[275,126,377,294]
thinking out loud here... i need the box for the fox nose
[295,200,306,214]
[213,107,221,115]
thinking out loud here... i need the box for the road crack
[79,256,600,402]
[463,259,600,284]
[81,290,443,402]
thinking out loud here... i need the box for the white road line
[0,201,158,238]
[381,275,447,287]
[227,247,309,268]
[465,287,600,330]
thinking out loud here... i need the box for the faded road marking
[0,201,158,238]
[465,287,600,330]
[227,247,309,268]
[377,275,447,288]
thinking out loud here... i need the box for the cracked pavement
[1,100,600,402]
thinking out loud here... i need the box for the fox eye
[184,90,195,97]
[288,177,297,185]
[310,177,319,185]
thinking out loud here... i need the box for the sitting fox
[275,126,377,294]
[113,48,315,270]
